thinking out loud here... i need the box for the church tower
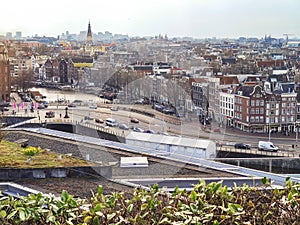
[0,43,10,102]
[87,20,93,45]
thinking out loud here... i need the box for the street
[5,90,300,155]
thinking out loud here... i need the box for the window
[282,103,286,107]
[256,108,259,114]
[256,100,260,106]
[255,116,259,122]
[250,116,254,122]
[260,116,264,122]
[260,108,264,114]
[251,100,255,106]
[260,100,264,106]
[251,108,255,114]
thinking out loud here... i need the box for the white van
[258,141,279,152]
[105,118,118,127]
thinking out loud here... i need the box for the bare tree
[11,69,34,92]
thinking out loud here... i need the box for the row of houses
[42,57,93,85]
[190,72,300,134]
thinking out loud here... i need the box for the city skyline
[1,0,300,39]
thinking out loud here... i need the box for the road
[4,99,300,154]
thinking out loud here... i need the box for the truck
[258,141,279,152]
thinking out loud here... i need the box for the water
[29,87,103,103]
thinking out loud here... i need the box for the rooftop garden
[0,178,299,224]
[0,140,89,168]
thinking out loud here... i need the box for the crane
[283,33,294,43]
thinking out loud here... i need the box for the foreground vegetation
[0,178,299,224]
[0,140,89,168]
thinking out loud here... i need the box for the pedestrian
[60,114,62,118]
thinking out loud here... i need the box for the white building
[126,133,216,159]
[220,90,235,126]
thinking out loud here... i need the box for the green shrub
[0,178,300,224]
[22,146,41,156]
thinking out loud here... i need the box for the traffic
[3,89,300,156]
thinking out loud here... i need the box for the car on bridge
[234,143,251,149]
[45,111,55,118]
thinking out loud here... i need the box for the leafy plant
[1,178,300,224]
[22,146,41,156]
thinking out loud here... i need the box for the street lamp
[296,122,298,147]
[64,107,69,118]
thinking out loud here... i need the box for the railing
[217,146,297,158]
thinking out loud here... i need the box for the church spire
[87,20,93,44]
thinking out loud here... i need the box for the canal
[29,87,104,104]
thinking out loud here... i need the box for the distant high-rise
[15,31,22,39]
[87,20,93,45]
[0,43,11,102]
[6,32,12,39]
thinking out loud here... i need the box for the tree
[11,68,34,92]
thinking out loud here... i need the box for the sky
[1,0,299,39]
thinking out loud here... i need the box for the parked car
[130,117,139,123]
[119,123,129,130]
[0,102,10,107]
[68,103,77,108]
[84,116,93,120]
[133,127,144,133]
[234,143,251,149]
[45,111,55,118]
[105,118,118,127]
[37,104,46,109]
[134,99,144,104]
[89,104,97,109]
[95,118,104,123]
[0,107,9,111]
[41,101,49,108]
[162,108,175,115]
[110,106,119,111]
[144,129,155,134]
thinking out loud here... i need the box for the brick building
[0,43,11,102]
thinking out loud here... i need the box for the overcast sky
[1,0,299,39]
